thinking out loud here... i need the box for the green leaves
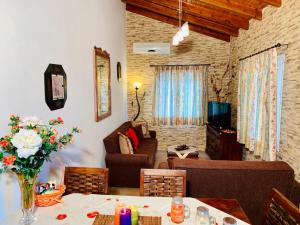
[1,115,80,176]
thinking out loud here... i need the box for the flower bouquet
[0,115,80,225]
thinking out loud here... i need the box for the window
[153,65,208,126]
[276,54,285,150]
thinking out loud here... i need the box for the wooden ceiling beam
[193,0,262,20]
[126,4,230,42]
[125,0,239,36]
[261,0,281,7]
[145,0,249,30]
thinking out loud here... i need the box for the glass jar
[171,196,185,224]
[195,206,210,225]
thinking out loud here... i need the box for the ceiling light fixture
[172,0,189,46]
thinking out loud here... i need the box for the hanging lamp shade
[172,35,180,46]
[181,22,189,38]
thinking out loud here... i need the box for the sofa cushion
[132,125,144,141]
[118,133,133,154]
[126,128,139,150]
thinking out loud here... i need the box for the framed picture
[117,62,121,82]
[51,74,64,100]
[44,64,67,111]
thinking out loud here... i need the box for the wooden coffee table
[199,198,251,224]
[167,145,199,159]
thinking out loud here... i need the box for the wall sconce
[133,82,141,90]
[132,82,145,121]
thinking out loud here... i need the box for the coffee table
[167,145,199,159]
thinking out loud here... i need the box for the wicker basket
[35,185,66,207]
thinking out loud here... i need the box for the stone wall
[126,12,230,151]
[229,0,300,180]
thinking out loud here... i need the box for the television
[208,101,231,128]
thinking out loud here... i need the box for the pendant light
[172,0,189,46]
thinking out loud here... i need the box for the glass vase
[16,172,38,225]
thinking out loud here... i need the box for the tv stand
[205,124,243,160]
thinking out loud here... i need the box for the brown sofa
[168,158,300,225]
[103,122,157,187]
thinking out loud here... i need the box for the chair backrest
[262,188,300,225]
[140,169,186,197]
[64,167,109,195]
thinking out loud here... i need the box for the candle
[114,203,125,225]
[130,206,138,225]
[120,208,131,225]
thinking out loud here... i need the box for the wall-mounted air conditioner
[133,42,170,55]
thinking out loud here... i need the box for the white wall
[0,0,127,223]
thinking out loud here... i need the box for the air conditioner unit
[133,43,170,55]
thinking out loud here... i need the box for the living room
[0,0,299,225]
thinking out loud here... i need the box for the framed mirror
[94,47,111,122]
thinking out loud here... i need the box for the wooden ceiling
[122,0,281,42]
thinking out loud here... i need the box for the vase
[16,172,38,225]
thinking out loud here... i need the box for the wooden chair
[262,188,300,225]
[140,169,186,197]
[64,167,109,195]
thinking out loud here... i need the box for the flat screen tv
[208,101,231,128]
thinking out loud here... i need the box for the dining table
[1,194,251,225]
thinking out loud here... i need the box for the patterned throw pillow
[118,132,134,154]
[132,120,150,138]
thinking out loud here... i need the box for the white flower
[17,147,40,159]
[11,129,42,158]
[21,116,43,127]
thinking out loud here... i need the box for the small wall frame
[44,64,67,111]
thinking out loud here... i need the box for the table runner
[167,145,199,159]
[1,194,250,225]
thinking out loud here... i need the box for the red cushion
[126,128,139,150]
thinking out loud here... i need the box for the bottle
[171,196,185,224]
[195,206,210,225]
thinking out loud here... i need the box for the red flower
[3,155,16,166]
[50,136,56,144]
[0,140,9,147]
[57,117,64,124]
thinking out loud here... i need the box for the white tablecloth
[1,194,250,225]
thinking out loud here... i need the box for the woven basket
[35,185,65,207]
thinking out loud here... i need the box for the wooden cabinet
[205,124,243,160]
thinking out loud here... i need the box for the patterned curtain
[237,48,278,161]
[153,65,208,126]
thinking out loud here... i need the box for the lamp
[132,82,143,121]
[181,22,189,38]
[172,0,189,46]
[133,82,141,90]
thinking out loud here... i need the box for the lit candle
[120,208,131,225]
[114,203,125,225]
[130,206,138,225]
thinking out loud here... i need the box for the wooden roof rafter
[146,0,250,30]
[123,0,282,42]
[125,0,239,37]
[126,4,231,42]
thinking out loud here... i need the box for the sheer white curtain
[237,48,278,161]
[153,65,208,126]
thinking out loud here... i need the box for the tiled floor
[108,150,210,196]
